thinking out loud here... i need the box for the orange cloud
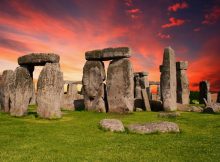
[168,2,189,12]
[202,6,220,25]
[188,37,220,92]
[161,17,186,28]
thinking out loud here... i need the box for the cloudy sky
[0,0,219,91]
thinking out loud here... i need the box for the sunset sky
[0,0,219,92]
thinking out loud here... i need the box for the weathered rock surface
[127,121,180,134]
[85,47,130,61]
[160,47,177,111]
[61,84,78,110]
[82,61,106,112]
[18,53,60,66]
[158,112,181,118]
[203,100,220,113]
[99,119,125,132]
[141,89,151,111]
[199,81,211,104]
[0,70,15,112]
[134,74,142,98]
[37,63,63,119]
[10,66,33,117]
[107,58,134,113]
[176,61,190,104]
[177,103,203,112]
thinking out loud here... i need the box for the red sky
[0,0,220,92]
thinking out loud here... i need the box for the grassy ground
[0,105,220,162]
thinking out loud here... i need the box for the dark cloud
[0,37,30,52]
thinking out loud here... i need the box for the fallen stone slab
[127,121,180,134]
[203,103,220,113]
[99,119,125,132]
[85,47,130,61]
[177,104,203,112]
[158,112,181,118]
[18,53,60,66]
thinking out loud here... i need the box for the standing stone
[176,61,190,104]
[0,70,15,112]
[82,61,106,112]
[37,63,63,119]
[134,74,142,98]
[10,66,33,116]
[160,47,177,111]
[199,81,211,104]
[61,83,78,110]
[107,58,134,113]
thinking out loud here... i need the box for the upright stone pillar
[82,61,106,112]
[199,81,211,104]
[160,47,177,111]
[176,61,190,104]
[134,74,142,98]
[107,58,134,113]
[10,66,33,116]
[0,70,15,112]
[37,63,63,119]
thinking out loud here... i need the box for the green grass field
[0,105,220,162]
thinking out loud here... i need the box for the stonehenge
[160,47,177,111]
[1,46,219,118]
[176,61,190,104]
[82,47,134,113]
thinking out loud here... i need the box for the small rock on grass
[127,121,180,134]
[99,119,125,132]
